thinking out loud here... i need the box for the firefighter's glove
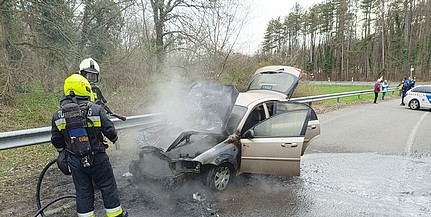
[56,150,71,175]
[226,134,240,143]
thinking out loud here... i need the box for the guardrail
[290,87,397,104]
[0,113,163,150]
[0,88,397,150]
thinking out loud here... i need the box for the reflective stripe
[106,206,123,217]
[55,118,67,130]
[77,210,95,217]
[55,116,101,130]
[87,116,101,127]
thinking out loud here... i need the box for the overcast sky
[237,0,323,55]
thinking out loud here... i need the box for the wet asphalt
[48,98,431,216]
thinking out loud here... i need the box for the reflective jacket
[51,97,118,153]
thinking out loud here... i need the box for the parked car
[404,85,431,110]
[129,65,321,191]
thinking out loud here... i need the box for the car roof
[410,85,431,91]
[413,85,431,87]
[235,91,287,108]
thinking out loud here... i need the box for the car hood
[137,83,238,152]
[181,83,239,133]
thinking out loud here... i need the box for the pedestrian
[79,58,107,104]
[51,74,128,217]
[410,76,416,89]
[400,76,411,106]
[373,78,382,104]
[381,80,389,100]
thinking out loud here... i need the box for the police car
[404,85,431,110]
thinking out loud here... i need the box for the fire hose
[96,100,127,122]
[34,159,76,217]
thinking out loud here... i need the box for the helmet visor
[85,73,98,83]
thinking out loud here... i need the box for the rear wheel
[409,99,420,110]
[203,164,234,191]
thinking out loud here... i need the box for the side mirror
[242,129,255,139]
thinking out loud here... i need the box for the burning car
[129,66,320,191]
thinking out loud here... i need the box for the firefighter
[51,74,128,217]
[79,57,107,104]
[78,57,126,122]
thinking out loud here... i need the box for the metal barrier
[0,113,163,150]
[0,88,396,150]
[290,87,397,104]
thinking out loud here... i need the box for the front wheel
[203,164,234,191]
[409,99,420,110]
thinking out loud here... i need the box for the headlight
[175,160,201,172]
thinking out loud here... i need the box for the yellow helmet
[63,74,95,101]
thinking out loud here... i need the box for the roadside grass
[0,84,61,209]
[306,84,400,111]
[0,83,400,215]
[0,84,60,176]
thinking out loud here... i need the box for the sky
[237,0,323,55]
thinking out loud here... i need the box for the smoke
[129,65,237,206]
[145,68,238,136]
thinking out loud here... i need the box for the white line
[405,112,428,152]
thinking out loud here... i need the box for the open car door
[239,101,312,176]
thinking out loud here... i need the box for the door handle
[308,125,316,129]
[281,143,298,148]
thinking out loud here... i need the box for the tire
[203,164,234,191]
[409,99,420,110]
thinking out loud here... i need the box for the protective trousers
[67,152,122,216]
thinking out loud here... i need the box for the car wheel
[203,164,234,191]
[409,99,420,110]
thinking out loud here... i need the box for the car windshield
[226,105,247,135]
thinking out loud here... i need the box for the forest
[262,0,430,83]
[0,0,429,105]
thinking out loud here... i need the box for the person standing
[381,80,389,100]
[51,74,128,217]
[410,76,416,89]
[401,76,411,106]
[373,78,382,104]
[79,58,107,104]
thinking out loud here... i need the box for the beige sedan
[130,65,320,191]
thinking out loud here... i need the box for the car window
[412,86,425,92]
[253,110,309,137]
[274,102,317,120]
[423,86,431,93]
[226,105,247,135]
[241,105,265,135]
[264,101,276,117]
[247,73,297,94]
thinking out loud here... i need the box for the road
[308,97,431,154]
[212,98,431,217]
[36,98,431,216]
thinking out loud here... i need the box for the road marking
[405,112,428,152]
